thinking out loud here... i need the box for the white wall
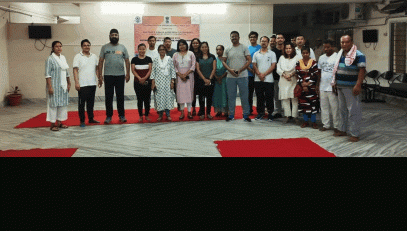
[0,2,10,106]
[9,3,56,24]
[7,3,273,99]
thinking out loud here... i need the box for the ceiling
[0,0,383,4]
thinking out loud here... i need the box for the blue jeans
[226,77,250,117]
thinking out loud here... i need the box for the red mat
[214,138,336,157]
[0,148,78,157]
[15,106,252,128]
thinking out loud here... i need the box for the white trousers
[281,98,298,118]
[180,103,192,112]
[46,101,68,123]
[320,90,339,129]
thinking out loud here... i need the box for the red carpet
[0,148,78,157]
[15,106,251,128]
[214,138,336,157]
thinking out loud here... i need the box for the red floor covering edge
[214,138,336,157]
[15,106,251,128]
[0,148,78,157]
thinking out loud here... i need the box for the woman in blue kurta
[45,41,71,131]
[213,45,228,117]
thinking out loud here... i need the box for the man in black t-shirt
[271,33,285,118]
[164,37,177,58]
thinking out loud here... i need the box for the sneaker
[243,117,252,122]
[119,116,127,123]
[104,117,112,124]
[80,122,86,128]
[226,116,234,122]
[88,119,100,124]
[255,114,264,120]
[267,115,273,122]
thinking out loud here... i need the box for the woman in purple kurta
[173,39,196,119]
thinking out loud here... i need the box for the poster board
[134,16,200,54]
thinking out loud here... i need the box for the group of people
[45,28,366,142]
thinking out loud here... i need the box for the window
[390,22,407,74]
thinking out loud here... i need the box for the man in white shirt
[252,36,277,121]
[317,39,339,132]
[73,39,101,127]
[295,35,316,60]
[145,36,159,60]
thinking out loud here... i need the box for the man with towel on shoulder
[331,35,366,142]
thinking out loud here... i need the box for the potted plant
[7,86,22,106]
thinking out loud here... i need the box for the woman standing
[151,45,176,121]
[45,41,71,131]
[196,42,217,120]
[213,45,228,117]
[296,47,320,129]
[189,38,201,116]
[131,43,153,122]
[173,39,196,119]
[277,42,300,123]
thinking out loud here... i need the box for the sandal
[179,113,185,120]
[167,116,172,121]
[215,112,222,117]
[187,112,193,119]
[138,118,143,122]
[311,123,319,129]
[199,115,205,120]
[157,116,163,122]
[192,109,197,116]
[59,123,68,129]
[207,115,213,120]
[301,122,309,128]
[50,126,59,132]
[145,116,151,121]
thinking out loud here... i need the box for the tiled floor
[1,98,406,157]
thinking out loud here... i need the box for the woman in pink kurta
[173,39,196,119]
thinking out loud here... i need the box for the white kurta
[151,56,177,111]
[277,56,300,100]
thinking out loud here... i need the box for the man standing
[73,39,101,127]
[164,37,177,58]
[332,35,366,142]
[252,36,277,121]
[314,38,324,61]
[146,36,159,60]
[223,31,252,122]
[318,40,339,133]
[295,35,316,60]
[271,33,285,119]
[98,29,130,124]
[247,31,261,115]
[269,35,276,50]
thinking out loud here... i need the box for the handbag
[294,84,303,98]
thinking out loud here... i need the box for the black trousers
[254,82,274,115]
[104,75,125,118]
[198,84,214,115]
[134,81,152,116]
[78,85,96,123]
[248,76,255,113]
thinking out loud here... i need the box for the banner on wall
[134,16,200,54]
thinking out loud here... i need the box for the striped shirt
[336,50,366,87]
[45,55,70,107]
[131,56,152,82]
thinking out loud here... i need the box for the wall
[0,2,10,107]
[7,3,273,100]
[9,2,56,24]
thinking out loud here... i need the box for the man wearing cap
[98,29,130,124]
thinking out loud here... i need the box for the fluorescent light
[186,4,227,15]
[101,2,145,15]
